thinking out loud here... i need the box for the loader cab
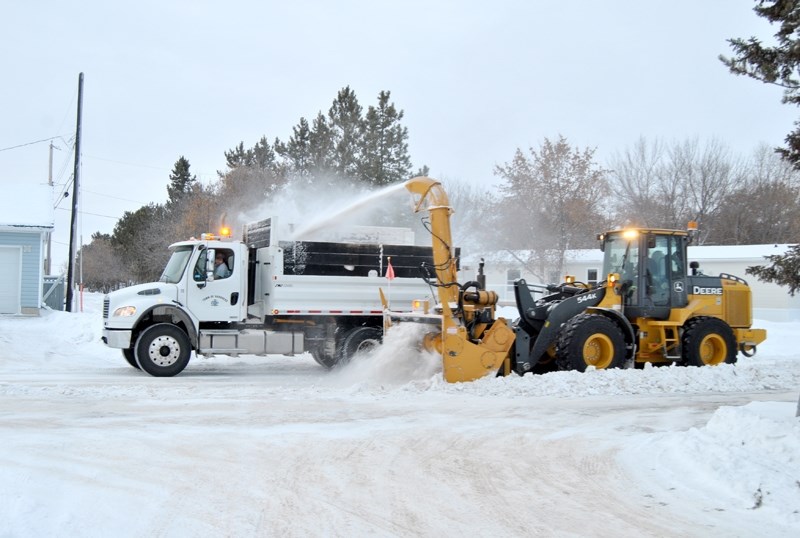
[600,228,690,319]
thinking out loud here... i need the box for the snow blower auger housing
[383,176,767,383]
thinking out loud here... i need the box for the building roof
[468,243,794,266]
[0,182,54,229]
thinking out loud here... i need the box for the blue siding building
[0,183,54,315]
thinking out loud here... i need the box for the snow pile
[621,401,800,528]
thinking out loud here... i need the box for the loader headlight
[113,306,137,317]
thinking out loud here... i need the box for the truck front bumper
[102,328,133,349]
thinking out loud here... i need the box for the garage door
[0,247,21,314]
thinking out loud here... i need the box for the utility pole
[65,72,83,312]
[45,141,54,275]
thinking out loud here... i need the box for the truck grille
[103,298,110,319]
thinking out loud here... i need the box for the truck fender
[135,304,199,348]
[585,307,637,360]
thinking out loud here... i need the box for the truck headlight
[113,306,137,317]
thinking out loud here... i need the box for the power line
[81,187,147,205]
[83,153,170,171]
[55,206,120,220]
[0,135,71,153]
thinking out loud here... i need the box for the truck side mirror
[205,248,216,280]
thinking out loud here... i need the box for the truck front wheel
[135,323,192,377]
[122,348,140,369]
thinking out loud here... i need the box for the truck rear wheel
[135,323,192,377]
[310,348,337,369]
[556,313,625,372]
[122,348,140,369]
[682,317,737,367]
[338,326,382,365]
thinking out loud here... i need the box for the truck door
[186,245,244,322]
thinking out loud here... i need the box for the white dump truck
[102,217,441,376]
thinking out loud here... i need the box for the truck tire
[682,317,737,367]
[310,347,337,369]
[338,326,383,365]
[555,313,625,372]
[122,348,140,369]
[134,323,192,377]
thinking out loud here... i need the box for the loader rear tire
[682,317,737,367]
[337,326,383,365]
[555,313,625,372]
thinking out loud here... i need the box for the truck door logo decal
[202,294,230,305]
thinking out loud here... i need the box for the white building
[464,244,800,322]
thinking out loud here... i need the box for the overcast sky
[0,1,790,271]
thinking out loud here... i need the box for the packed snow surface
[1,294,799,537]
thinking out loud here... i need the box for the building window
[587,268,598,286]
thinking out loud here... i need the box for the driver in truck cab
[214,251,231,279]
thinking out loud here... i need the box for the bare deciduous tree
[609,138,740,242]
[494,135,611,281]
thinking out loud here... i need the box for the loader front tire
[556,313,625,372]
[682,317,736,367]
[135,323,192,377]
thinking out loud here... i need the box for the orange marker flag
[385,257,395,280]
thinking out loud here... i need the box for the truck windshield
[159,245,194,283]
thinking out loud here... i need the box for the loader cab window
[602,233,640,305]
[646,236,670,307]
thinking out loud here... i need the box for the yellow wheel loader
[386,176,767,383]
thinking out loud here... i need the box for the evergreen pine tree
[361,91,412,186]
[224,142,252,169]
[327,86,364,180]
[747,244,800,295]
[166,156,197,207]
[721,0,800,167]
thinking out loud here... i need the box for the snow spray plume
[329,323,442,388]
[290,181,407,240]
[232,176,410,241]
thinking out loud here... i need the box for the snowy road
[1,303,799,537]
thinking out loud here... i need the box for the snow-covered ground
[1,294,798,537]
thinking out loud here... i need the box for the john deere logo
[674,282,684,293]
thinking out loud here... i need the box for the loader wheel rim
[582,333,614,369]
[699,334,727,365]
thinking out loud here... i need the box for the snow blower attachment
[382,177,516,382]
[383,176,767,383]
